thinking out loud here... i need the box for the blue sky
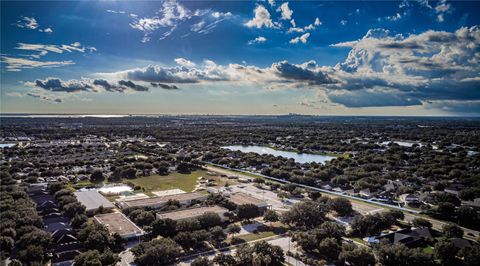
[1,0,479,115]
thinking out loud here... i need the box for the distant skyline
[1,0,479,116]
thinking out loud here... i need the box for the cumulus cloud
[1,56,74,71]
[289,33,310,44]
[268,0,276,7]
[314,18,322,26]
[248,36,267,45]
[174,58,196,67]
[277,2,293,20]
[245,5,275,29]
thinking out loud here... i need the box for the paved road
[206,164,479,238]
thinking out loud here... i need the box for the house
[332,187,344,193]
[94,212,144,240]
[74,190,115,214]
[399,193,419,204]
[451,238,471,249]
[359,188,376,198]
[157,206,230,222]
[444,184,465,196]
[117,192,208,209]
[462,198,480,209]
[374,228,433,248]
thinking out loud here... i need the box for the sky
[1,0,479,116]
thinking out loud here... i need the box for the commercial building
[74,190,115,214]
[228,192,269,211]
[94,212,144,240]
[156,206,230,222]
[117,192,207,209]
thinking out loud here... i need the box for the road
[206,164,479,238]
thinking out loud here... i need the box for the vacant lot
[125,170,207,195]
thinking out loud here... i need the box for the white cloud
[1,56,74,71]
[174,58,196,67]
[15,42,96,57]
[245,5,275,29]
[15,16,38,29]
[340,20,347,26]
[248,36,267,45]
[268,0,276,7]
[289,33,310,44]
[43,27,53,33]
[277,2,293,20]
[314,18,322,26]
[211,11,232,18]
[435,0,452,22]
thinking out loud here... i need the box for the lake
[222,145,336,164]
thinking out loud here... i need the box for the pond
[0,143,16,148]
[222,145,336,164]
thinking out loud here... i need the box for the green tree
[198,212,222,229]
[226,223,241,238]
[411,217,432,228]
[329,197,353,217]
[131,238,183,266]
[236,204,260,221]
[339,243,375,266]
[434,239,459,265]
[213,253,237,266]
[90,170,105,182]
[442,223,464,238]
[191,256,212,266]
[263,210,279,226]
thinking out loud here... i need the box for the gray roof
[74,190,114,212]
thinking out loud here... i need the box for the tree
[191,256,212,266]
[63,202,86,218]
[213,253,237,266]
[456,206,479,227]
[434,239,459,265]
[236,204,260,221]
[458,245,480,266]
[442,223,464,238]
[317,237,341,261]
[235,241,285,265]
[133,210,155,227]
[131,238,182,266]
[281,200,328,228]
[90,170,104,182]
[17,245,45,265]
[339,243,375,266]
[71,213,88,229]
[437,202,456,217]
[176,162,191,174]
[73,250,120,266]
[198,212,222,229]
[226,223,241,238]
[263,210,279,226]
[329,197,353,217]
[411,217,432,228]
[375,241,434,266]
[77,224,115,252]
[151,218,177,238]
[209,226,226,243]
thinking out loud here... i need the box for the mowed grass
[237,231,277,242]
[124,170,208,195]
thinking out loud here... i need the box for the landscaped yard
[237,231,277,242]
[124,170,208,195]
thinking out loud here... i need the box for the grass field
[124,170,207,195]
[237,231,277,242]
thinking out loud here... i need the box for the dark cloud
[327,89,422,108]
[26,92,62,103]
[271,61,334,85]
[118,80,149,91]
[34,78,93,93]
[150,83,179,90]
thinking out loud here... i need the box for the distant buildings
[157,206,230,222]
[228,192,269,211]
[94,212,144,240]
[116,192,208,209]
[74,190,115,214]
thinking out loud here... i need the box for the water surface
[222,145,335,164]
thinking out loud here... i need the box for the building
[228,192,269,211]
[74,190,115,214]
[399,193,419,204]
[117,192,207,209]
[156,206,230,222]
[373,228,433,248]
[94,212,144,240]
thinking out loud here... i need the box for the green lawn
[124,170,208,195]
[237,231,277,242]
[423,246,434,254]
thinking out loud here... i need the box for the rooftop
[119,192,207,208]
[74,190,114,212]
[228,192,268,207]
[94,212,143,238]
[157,206,229,221]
